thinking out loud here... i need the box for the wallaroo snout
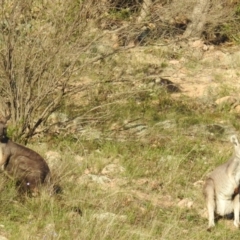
[203,135,240,230]
[0,121,51,195]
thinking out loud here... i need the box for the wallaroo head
[230,135,240,158]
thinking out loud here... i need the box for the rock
[215,96,237,106]
[43,223,58,239]
[232,105,240,114]
[190,39,204,48]
[95,43,114,55]
[45,151,62,168]
[157,78,181,93]
[74,155,84,165]
[87,174,111,184]
[159,155,177,163]
[0,236,8,240]
[199,208,208,219]
[177,198,193,209]
[188,122,236,138]
[202,44,209,51]
[206,124,225,135]
[155,120,176,129]
[48,112,68,124]
[121,120,148,137]
[67,207,83,219]
[93,212,127,222]
[169,60,180,65]
[193,180,204,187]
[79,128,102,140]
[101,164,125,175]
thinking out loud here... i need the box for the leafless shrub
[106,0,239,43]
[0,0,239,142]
[149,0,239,42]
[0,0,116,143]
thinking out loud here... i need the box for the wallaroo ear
[0,114,11,125]
[0,117,10,125]
[230,135,239,147]
[0,101,11,125]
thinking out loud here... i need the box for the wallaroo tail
[0,120,52,195]
[203,135,240,230]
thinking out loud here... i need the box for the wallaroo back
[203,135,240,230]
[0,121,50,194]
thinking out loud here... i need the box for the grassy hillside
[1,1,240,240]
[1,81,240,239]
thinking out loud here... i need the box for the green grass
[1,38,240,239]
[1,86,239,239]
[2,0,240,239]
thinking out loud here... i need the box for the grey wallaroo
[203,135,240,230]
[0,120,51,195]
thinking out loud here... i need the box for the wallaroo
[0,117,52,195]
[203,135,240,230]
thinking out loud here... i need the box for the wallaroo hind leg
[203,178,215,230]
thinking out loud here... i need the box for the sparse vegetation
[1,0,240,240]
[1,84,240,239]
